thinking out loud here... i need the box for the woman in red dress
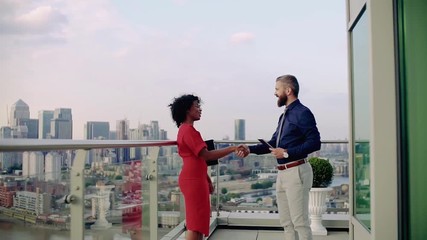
[169,94,241,240]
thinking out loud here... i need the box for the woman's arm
[198,145,238,162]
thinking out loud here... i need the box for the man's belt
[276,159,307,171]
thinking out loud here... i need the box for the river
[0,218,137,240]
[0,219,69,240]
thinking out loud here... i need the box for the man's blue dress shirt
[249,99,321,165]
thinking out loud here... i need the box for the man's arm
[286,110,321,156]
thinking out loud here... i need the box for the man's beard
[277,95,287,107]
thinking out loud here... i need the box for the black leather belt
[276,159,307,170]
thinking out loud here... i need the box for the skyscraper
[9,99,38,139]
[116,119,130,163]
[23,151,44,180]
[49,108,72,139]
[0,127,13,170]
[84,121,110,140]
[21,119,38,139]
[45,152,62,182]
[9,99,30,127]
[0,127,12,139]
[84,121,110,165]
[234,119,246,140]
[38,110,54,139]
[160,129,168,140]
[150,121,160,140]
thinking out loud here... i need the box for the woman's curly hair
[168,94,201,128]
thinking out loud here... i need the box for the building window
[351,10,371,231]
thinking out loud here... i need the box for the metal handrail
[0,139,348,152]
[0,139,177,152]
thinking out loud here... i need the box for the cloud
[230,32,255,45]
[0,3,67,35]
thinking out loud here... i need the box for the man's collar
[285,99,300,110]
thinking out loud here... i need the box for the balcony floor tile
[208,229,349,240]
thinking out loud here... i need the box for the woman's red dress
[177,123,210,237]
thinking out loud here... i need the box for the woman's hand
[236,144,249,158]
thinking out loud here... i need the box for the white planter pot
[309,187,332,235]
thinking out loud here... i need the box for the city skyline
[0,0,348,141]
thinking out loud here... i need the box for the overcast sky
[0,0,348,141]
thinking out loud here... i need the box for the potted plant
[308,157,334,235]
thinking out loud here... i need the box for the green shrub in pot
[308,157,334,188]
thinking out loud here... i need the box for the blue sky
[0,0,348,140]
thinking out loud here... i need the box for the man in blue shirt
[237,74,321,240]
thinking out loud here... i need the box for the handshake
[235,144,249,158]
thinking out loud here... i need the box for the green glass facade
[397,0,427,239]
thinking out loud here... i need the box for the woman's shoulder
[178,123,198,136]
[179,123,194,131]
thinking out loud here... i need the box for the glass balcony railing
[210,140,349,216]
[0,139,349,240]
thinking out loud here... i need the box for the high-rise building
[0,127,13,171]
[8,99,38,139]
[138,124,150,140]
[49,108,72,139]
[116,119,129,140]
[85,121,110,165]
[84,121,110,140]
[11,125,28,138]
[150,121,160,140]
[116,119,130,163]
[234,119,246,140]
[22,152,44,180]
[45,152,62,182]
[38,110,54,139]
[160,129,168,140]
[0,127,11,139]
[128,128,141,160]
[20,119,38,139]
[9,99,30,127]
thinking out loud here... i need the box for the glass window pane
[351,11,371,230]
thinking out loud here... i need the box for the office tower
[8,99,38,138]
[85,121,110,165]
[0,127,13,171]
[0,127,11,139]
[138,124,150,140]
[116,119,130,163]
[45,152,62,182]
[234,119,246,140]
[160,129,168,140]
[9,99,30,127]
[0,126,23,172]
[23,151,45,180]
[84,121,110,140]
[128,128,141,160]
[137,123,151,158]
[116,119,129,140]
[128,128,140,140]
[38,110,54,139]
[20,119,38,139]
[150,121,160,140]
[11,125,28,138]
[49,108,72,139]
